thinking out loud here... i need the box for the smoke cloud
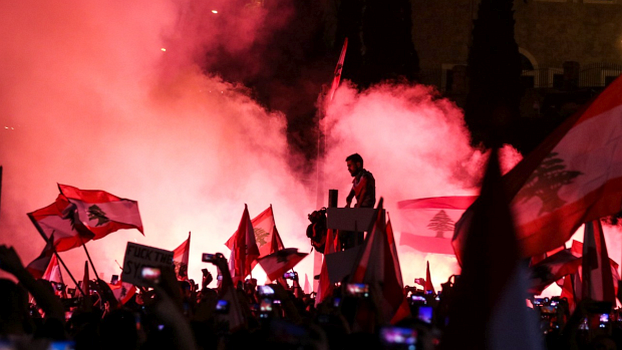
[5,0,603,295]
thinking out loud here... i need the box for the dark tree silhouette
[427,210,455,238]
[87,205,110,226]
[336,0,419,88]
[463,0,523,149]
[515,152,583,215]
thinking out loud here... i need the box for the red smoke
[4,0,588,293]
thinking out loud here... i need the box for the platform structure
[324,207,384,283]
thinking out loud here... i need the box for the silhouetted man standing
[345,153,376,208]
[342,153,375,250]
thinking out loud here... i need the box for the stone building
[412,0,622,115]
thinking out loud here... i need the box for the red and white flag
[226,205,284,269]
[425,261,435,295]
[349,198,410,329]
[529,248,581,295]
[455,75,622,261]
[566,239,620,298]
[28,195,95,252]
[398,196,477,255]
[328,38,348,103]
[560,274,579,313]
[26,235,56,279]
[173,232,191,280]
[58,184,143,240]
[256,248,307,282]
[109,280,137,305]
[227,204,260,285]
[315,228,339,306]
[580,220,616,303]
[303,273,311,295]
[42,254,62,283]
[440,149,543,350]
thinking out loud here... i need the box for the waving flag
[455,75,622,261]
[226,205,284,269]
[26,234,56,279]
[256,248,308,282]
[440,149,543,350]
[42,254,62,283]
[569,239,620,298]
[328,38,348,103]
[28,194,95,252]
[399,196,477,255]
[425,261,435,295]
[529,248,581,295]
[173,232,191,280]
[58,184,143,240]
[315,228,339,306]
[348,198,410,330]
[580,220,616,303]
[227,204,260,285]
[109,279,137,305]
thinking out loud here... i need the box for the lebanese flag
[580,220,616,303]
[58,184,143,240]
[328,38,348,103]
[386,216,404,288]
[256,248,308,282]
[569,239,620,297]
[227,204,260,285]
[425,261,435,295]
[315,228,339,306]
[439,149,543,350]
[173,232,191,280]
[26,235,56,279]
[529,248,581,295]
[42,254,62,283]
[348,198,410,329]
[226,205,285,269]
[109,280,137,305]
[303,273,311,295]
[454,75,622,262]
[28,194,95,252]
[399,196,477,255]
[560,274,578,313]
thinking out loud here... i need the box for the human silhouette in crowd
[2,242,622,350]
[341,153,376,249]
[345,153,375,209]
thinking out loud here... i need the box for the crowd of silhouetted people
[1,244,622,350]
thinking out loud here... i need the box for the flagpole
[29,223,85,296]
[187,231,191,278]
[52,249,86,296]
[313,37,348,293]
[79,236,101,281]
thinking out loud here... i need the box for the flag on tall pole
[226,205,284,269]
[580,220,616,304]
[315,228,339,306]
[347,198,410,330]
[227,204,260,285]
[28,194,95,252]
[454,75,622,262]
[440,149,543,350]
[328,38,348,103]
[173,232,191,280]
[425,261,435,295]
[42,254,62,283]
[26,234,56,279]
[58,184,143,239]
[256,248,308,282]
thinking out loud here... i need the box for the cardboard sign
[121,242,174,286]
